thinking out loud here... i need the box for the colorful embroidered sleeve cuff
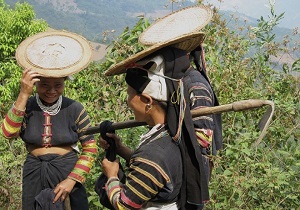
[195,128,213,148]
[68,139,97,183]
[1,104,25,139]
[105,178,123,209]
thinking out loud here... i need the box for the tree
[0,0,47,209]
[0,0,47,113]
[1,0,299,209]
[202,1,300,209]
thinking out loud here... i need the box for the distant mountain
[4,0,298,75]
[5,0,295,44]
[5,0,194,42]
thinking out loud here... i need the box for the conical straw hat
[16,30,93,78]
[105,5,213,76]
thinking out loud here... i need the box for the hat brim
[139,5,213,46]
[104,31,205,76]
[16,30,93,78]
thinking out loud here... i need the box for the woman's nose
[47,87,56,93]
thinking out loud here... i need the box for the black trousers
[22,151,88,210]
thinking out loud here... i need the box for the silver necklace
[36,94,62,115]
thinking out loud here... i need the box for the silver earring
[146,103,152,111]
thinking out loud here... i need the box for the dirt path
[90,42,108,62]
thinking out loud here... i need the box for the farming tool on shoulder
[83,99,275,147]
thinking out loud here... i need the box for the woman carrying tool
[97,6,223,210]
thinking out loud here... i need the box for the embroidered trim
[42,113,52,147]
[12,102,26,113]
[138,124,169,147]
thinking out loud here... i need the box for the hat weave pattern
[26,35,83,69]
[139,6,213,46]
[105,5,213,76]
[16,30,92,78]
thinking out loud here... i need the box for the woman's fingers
[101,158,120,178]
[53,186,63,203]
[98,138,109,149]
[24,69,40,82]
[53,184,70,203]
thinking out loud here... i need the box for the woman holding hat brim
[1,31,97,209]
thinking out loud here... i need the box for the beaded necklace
[36,94,62,115]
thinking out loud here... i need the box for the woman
[1,69,97,209]
[99,6,221,209]
[1,31,97,210]
[99,47,217,210]
[100,57,183,209]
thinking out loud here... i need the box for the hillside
[4,0,299,67]
[5,0,194,43]
[5,0,296,42]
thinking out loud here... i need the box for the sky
[198,0,299,29]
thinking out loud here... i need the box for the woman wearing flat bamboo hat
[98,5,223,210]
[1,30,97,209]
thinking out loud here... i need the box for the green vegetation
[0,0,47,208]
[0,0,299,209]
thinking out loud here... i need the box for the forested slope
[0,0,299,209]
[5,0,193,42]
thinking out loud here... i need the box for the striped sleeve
[1,105,25,139]
[68,105,97,183]
[189,83,214,149]
[68,139,97,183]
[106,157,170,209]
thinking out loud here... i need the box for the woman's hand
[102,158,120,178]
[53,178,76,203]
[98,133,123,152]
[20,69,40,96]
[99,133,133,162]
[98,135,110,150]
[14,69,41,111]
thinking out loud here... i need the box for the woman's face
[127,85,146,122]
[35,77,65,105]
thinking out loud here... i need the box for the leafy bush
[0,0,299,209]
[203,2,300,209]
[0,0,47,113]
[0,1,47,209]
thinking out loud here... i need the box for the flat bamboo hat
[105,5,213,76]
[16,30,93,78]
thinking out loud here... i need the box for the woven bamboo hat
[105,5,213,76]
[16,30,93,78]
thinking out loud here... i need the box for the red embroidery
[42,113,52,147]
